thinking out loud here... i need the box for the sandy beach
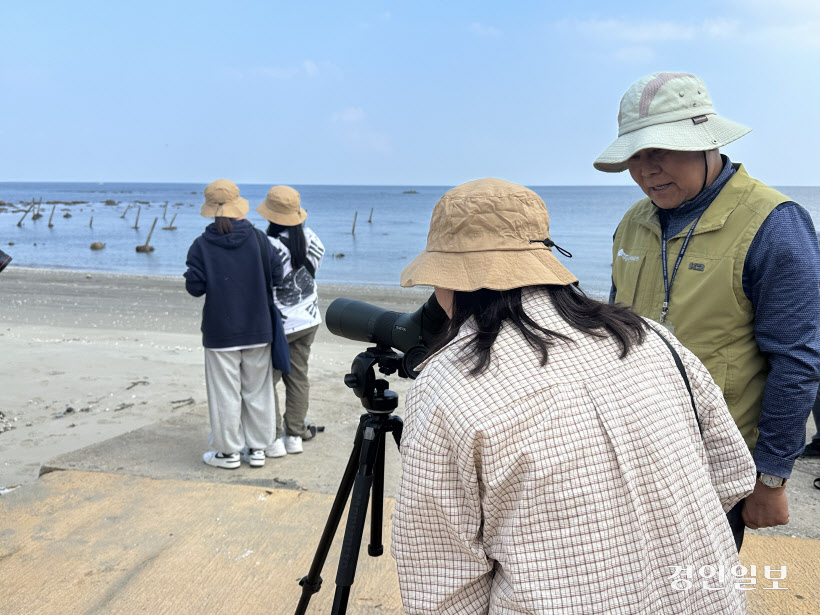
[1,266,818,539]
[0,267,430,492]
[2,266,820,615]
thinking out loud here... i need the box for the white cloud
[735,0,820,18]
[229,61,324,81]
[468,22,501,38]
[565,13,820,58]
[330,107,392,153]
[569,18,696,42]
[614,46,655,63]
[331,107,366,124]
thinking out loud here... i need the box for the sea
[3,182,820,300]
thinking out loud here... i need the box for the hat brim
[593,115,751,173]
[400,247,578,291]
[256,202,307,226]
[200,197,250,218]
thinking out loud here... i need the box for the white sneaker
[246,448,266,468]
[284,435,303,454]
[266,438,287,458]
[203,451,240,469]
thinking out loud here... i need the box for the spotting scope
[325,293,448,377]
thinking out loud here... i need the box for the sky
[1,0,819,185]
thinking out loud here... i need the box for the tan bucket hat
[256,185,307,226]
[594,72,751,173]
[200,179,249,218]
[400,178,578,291]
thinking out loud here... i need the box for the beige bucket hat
[256,185,307,226]
[200,179,250,218]
[594,72,751,173]
[400,178,578,291]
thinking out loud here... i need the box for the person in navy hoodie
[184,179,284,469]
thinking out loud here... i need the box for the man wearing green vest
[594,72,820,551]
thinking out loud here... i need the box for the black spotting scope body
[325,293,448,355]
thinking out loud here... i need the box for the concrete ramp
[1,470,818,614]
[0,471,401,615]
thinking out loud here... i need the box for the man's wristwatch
[757,472,788,488]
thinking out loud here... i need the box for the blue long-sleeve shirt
[611,157,820,478]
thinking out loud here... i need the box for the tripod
[294,347,408,615]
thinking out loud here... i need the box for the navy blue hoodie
[184,219,283,348]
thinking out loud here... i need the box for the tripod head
[343,346,410,413]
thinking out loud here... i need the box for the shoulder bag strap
[254,228,273,307]
[649,326,703,436]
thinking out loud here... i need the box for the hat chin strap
[700,150,708,194]
[529,238,573,258]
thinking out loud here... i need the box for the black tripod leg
[368,436,385,556]
[293,416,366,615]
[331,418,385,615]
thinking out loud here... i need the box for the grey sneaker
[203,451,240,469]
[246,448,266,468]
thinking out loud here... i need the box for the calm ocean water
[3,182,820,300]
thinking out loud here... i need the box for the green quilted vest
[612,164,788,450]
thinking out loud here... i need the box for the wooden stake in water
[31,197,43,220]
[136,217,158,253]
[121,203,131,219]
[162,213,178,230]
[89,216,93,228]
[133,205,141,229]
[351,211,358,235]
[163,201,168,220]
[16,204,33,227]
[48,205,56,228]
[368,207,373,223]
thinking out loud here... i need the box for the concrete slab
[0,471,401,615]
[41,410,403,497]
[1,470,818,615]
[741,535,820,615]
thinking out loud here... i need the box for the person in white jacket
[392,178,757,615]
[257,185,325,457]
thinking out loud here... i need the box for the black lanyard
[660,213,704,323]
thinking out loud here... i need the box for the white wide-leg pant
[204,345,275,454]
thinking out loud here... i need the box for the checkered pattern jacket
[392,287,756,614]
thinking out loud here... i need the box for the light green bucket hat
[594,72,751,173]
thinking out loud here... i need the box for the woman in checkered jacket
[392,178,757,615]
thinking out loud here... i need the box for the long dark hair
[215,216,233,234]
[429,285,647,376]
[267,222,313,275]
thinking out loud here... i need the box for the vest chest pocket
[612,248,648,307]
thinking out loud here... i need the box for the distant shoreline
[2,264,433,298]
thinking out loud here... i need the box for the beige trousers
[273,325,319,439]
[204,345,275,454]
